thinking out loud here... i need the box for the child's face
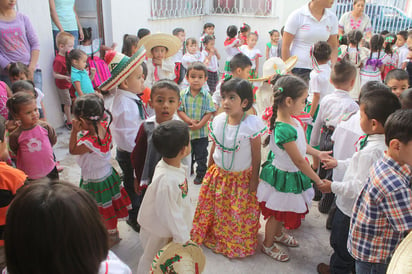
[131,44,138,55]
[234,66,251,80]
[152,46,167,60]
[59,38,75,54]
[205,40,215,51]
[186,69,207,91]
[186,42,198,55]
[73,54,88,70]
[290,90,308,116]
[396,35,406,47]
[205,27,214,35]
[176,31,186,43]
[221,91,248,116]
[149,87,180,124]
[247,35,258,48]
[0,0,16,10]
[124,66,144,94]
[398,140,412,166]
[359,103,374,134]
[10,72,27,83]
[15,100,39,128]
[386,78,409,97]
[271,32,280,44]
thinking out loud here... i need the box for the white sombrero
[387,231,412,274]
[98,47,146,91]
[150,241,206,274]
[138,33,181,58]
[250,56,298,82]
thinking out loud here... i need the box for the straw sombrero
[250,56,298,82]
[387,231,412,273]
[98,47,146,91]
[138,33,181,58]
[150,241,206,274]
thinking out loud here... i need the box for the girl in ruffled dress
[69,93,131,247]
[257,75,330,262]
[191,78,267,258]
[223,25,241,74]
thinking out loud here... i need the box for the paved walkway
[55,127,332,274]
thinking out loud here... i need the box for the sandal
[109,230,121,247]
[274,233,299,247]
[262,242,289,262]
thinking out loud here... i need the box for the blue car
[335,3,412,33]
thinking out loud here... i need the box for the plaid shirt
[348,153,412,263]
[179,87,216,140]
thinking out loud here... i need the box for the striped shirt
[348,153,412,263]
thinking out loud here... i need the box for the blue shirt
[71,67,94,96]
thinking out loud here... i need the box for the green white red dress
[77,122,131,233]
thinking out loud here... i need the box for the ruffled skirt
[191,164,260,258]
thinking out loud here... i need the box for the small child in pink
[0,81,10,119]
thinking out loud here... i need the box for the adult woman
[282,0,338,82]
[338,0,372,41]
[49,0,83,49]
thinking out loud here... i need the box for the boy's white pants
[136,228,171,274]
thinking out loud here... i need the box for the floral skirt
[80,168,131,233]
[191,164,260,258]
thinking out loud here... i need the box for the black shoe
[318,193,335,214]
[126,219,140,233]
[317,263,331,274]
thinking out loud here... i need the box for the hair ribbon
[385,36,394,43]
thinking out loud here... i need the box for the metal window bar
[210,0,271,15]
[150,0,205,19]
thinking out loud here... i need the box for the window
[150,0,205,19]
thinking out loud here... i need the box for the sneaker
[64,121,72,130]
[126,218,140,233]
[317,263,331,274]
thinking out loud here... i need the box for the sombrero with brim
[387,231,412,274]
[250,56,298,82]
[98,47,146,91]
[138,33,181,58]
[150,241,206,274]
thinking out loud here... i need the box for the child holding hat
[99,47,147,233]
[138,33,181,88]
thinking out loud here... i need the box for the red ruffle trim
[259,201,308,230]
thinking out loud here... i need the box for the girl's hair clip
[278,87,284,93]
[223,74,233,82]
[89,115,100,121]
[254,30,258,35]
[385,36,394,43]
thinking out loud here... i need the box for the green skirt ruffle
[259,152,313,194]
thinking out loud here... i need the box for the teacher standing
[338,0,372,41]
[282,0,338,82]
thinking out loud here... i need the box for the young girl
[266,29,281,59]
[0,80,11,119]
[239,32,262,79]
[381,33,399,80]
[239,22,250,45]
[66,49,96,97]
[191,78,267,258]
[69,93,131,246]
[338,30,369,99]
[181,38,205,90]
[223,25,241,74]
[200,35,221,94]
[257,75,329,262]
[200,22,215,51]
[121,34,139,57]
[78,27,114,90]
[360,34,390,87]
[7,92,58,181]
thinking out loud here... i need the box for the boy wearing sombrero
[99,47,147,233]
[138,33,181,88]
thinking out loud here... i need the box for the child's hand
[189,122,201,130]
[71,119,82,132]
[66,76,71,83]
[249,177,258,193]
[133,178,142,195]
[153,58,162,66]
[318,150,333,163]
[321,157,337,170]
[318,179,332,193]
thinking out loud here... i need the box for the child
[348,109,412,273]
[266,29,281,59]
[10,80,46,121]
[178,62,216,184]
[121,34,139,57]
[257,75,329,262]
[310,60,359,213]
[200,22,215,51]
[53,32,74,129]
[139,33,181,88]
[6,92,58,181]
[98,48,147,233]
[137,28,151,40]
[223,25,241,74]
[191,78,266,258]
[400,88,412,109]
[239,32,262,79]
[381,33,399,79]
[182,38,202,70]
[137,120,192,274]
[239,23,251,45]
[0,80,11,119]
[396,30,409,69]
[66,49,96,96]
[317,87,401,273]
[360,34,390,87]
[384,68,409,97]
[69,93,132,247]
[338,30,370,99]
[3,181,131,273]
[200,35,220,94]
[171,28,186,85]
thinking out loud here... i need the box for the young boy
[98,48,147,233]
[396,30,409,69]
[178,62,216,184]
[52,32,74,129]
[317,86,401,274]
[384,68,409,97]
[137,120,192,274]
[310,60,359,213]
[172,28,186,85]
[348,109,412,274]
[212,52,252,108]
[400,88,412,109]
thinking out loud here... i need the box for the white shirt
[98,251,132,274]
[200,50,218,72]
[212,81,223,106]
[331,134,387,217]
[310,89,359,147]
[224,38,241,61]
[284,3,338,69]
[239,45,262,69]
[397,44,409,67]
[171,46,184,63]
[110,88,145,152]
[137,159,192,244]
[182,52,202,69]
[308,63,333,103]
[35,87,44,109]
[145,58,175,88]
[331,110,364,181]
[78,39,101,57]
